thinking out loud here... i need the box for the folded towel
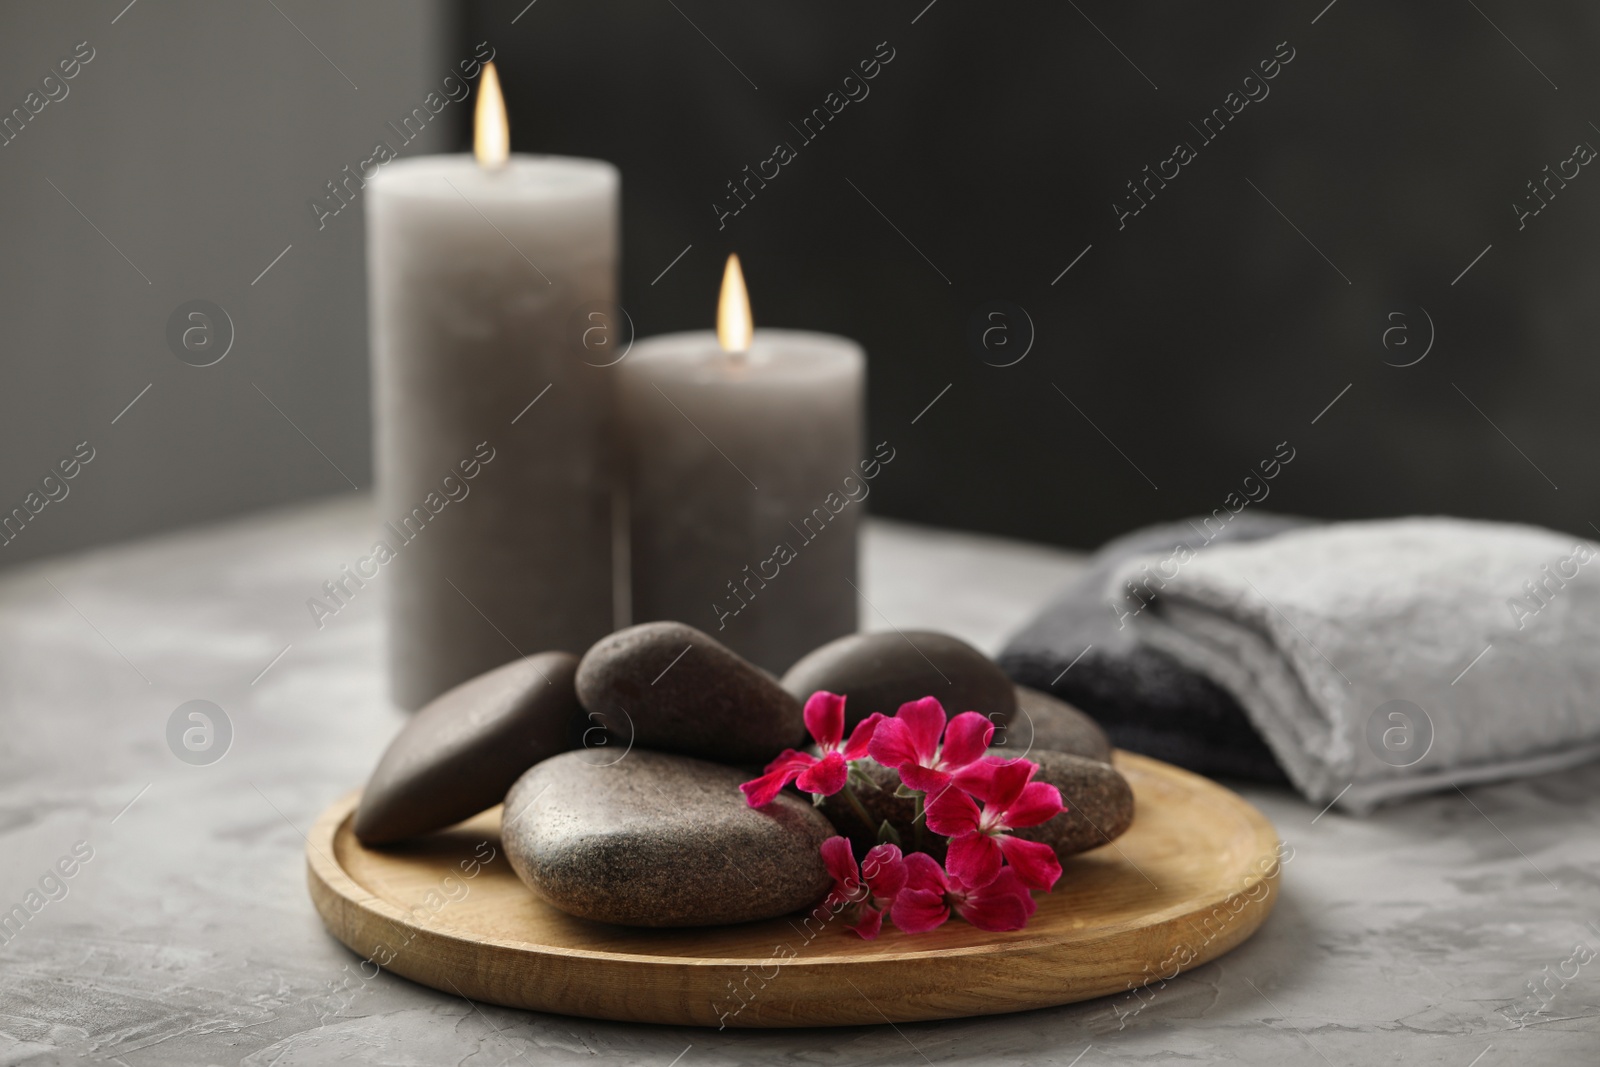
[1108,517,1600,812]
[998,513,1312,782]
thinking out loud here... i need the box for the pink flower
[890,852,1036,933]
[866,697,994,795]
[820,836,907,939]
[924,757,1064,891]
[741,692,883,807]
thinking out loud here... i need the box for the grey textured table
[2,496,1596,1065]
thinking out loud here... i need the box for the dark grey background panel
[468,0,1597,548]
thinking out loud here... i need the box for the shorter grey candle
[617,327,867,673]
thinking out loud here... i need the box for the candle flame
[717,254,753,353]
[474,61,509,169]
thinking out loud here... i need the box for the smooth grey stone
[781,630,1017,731]
[990,686,1114,764]
[575,622,803,764]
[821,749,1133,861]
[355,652,583,846]
[502,750,834,927]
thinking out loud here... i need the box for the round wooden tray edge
[308,753,1283,967]
[305,752,1283,1026]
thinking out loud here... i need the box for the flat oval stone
[503,750,833,926]
[355,652,582,846]
[781,630,1017,730]
[575,622,803,763]
[991,686,1113,764]
[821,750,1133,861]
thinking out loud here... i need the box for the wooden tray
[306,751,1281,1027]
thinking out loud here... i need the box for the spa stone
[991,686,1114,764]
[355,652,583,845]
[575,622,803,763]
[502,750,834,926]
[781,630,1016,730]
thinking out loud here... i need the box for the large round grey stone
[355,652,582,845]
[502,750,834,927]
[575,622,803,763]
[781,630,1017,730]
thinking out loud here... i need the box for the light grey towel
[1109,517,1600,813]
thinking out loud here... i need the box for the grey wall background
[5,2,1599,567]
[0,0,452,567]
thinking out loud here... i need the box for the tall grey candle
[617,256,868,673]
[366,65,617,709]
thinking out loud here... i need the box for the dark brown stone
[990,686,1113,764]
[817,758,919,855]
[355,652,582,845]
[575,622,803,764]
[820,750,1133,862]
[502,749,834,927]
[781,630,1017,731]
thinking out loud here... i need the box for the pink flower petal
[945,831,1004,889]
[955,868,1033,931]
[1002,781,1065,829]
[998,835,1063,891]
[840,713,884,760]
[889,888,949,933]
[861,843,906,899]
[923,784,982,837]
[820,835,861,898]
[954,757,1033,808]
[867,717,922,770]
[997,867,1037,903]
[848,904,884,940]
[894,697,948,761]
[939,711,995,770]
[1019,884,1039,918]
[957,895,1029,931]
[950,755,1005,798]
[918,778,964,816]
[987,759,1037,809]
[901,850,948,894]
[896,763,953,796]
[796,751,849,797]
[739,750,814,807]
[803,691,847,750]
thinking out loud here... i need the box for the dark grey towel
[998,513,1314,783]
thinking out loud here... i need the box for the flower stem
[840,782,875,838]
[912,793,929,854]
